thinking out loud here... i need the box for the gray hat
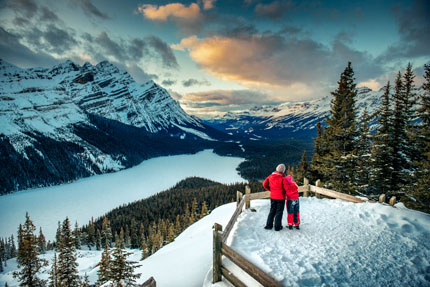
[276,164,286,173]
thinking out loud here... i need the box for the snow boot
[288,226,293,230]
[275,226,283,231]
[264,225,273,230]
[295,226,300,230]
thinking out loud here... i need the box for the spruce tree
[141,238,149,260]
[355,108,372,194]
[130,218,138,249]
[13,213,48,287]
[81,273,90,287]
[38,227,46,254]
[73,222,81,250]
[101,217,112,247]
[96,229,101,251]
[296,151,309,184]
[200,201,208,219]
[370,82,394,196]
[321,62,358,193]
[57,217,80,287]
[110,240,141,287]
[97,243,111,286]
[403,63,418,165]
[391,71,408,193]
[86,219,95,250]
[310,121,327,183]
[410,64,430,212]
[0,257,3,273]
[48,253,58,287]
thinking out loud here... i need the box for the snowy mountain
[0,59,231,194]
[1,198,428,287]
[204,87,385,140]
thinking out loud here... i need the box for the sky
[0,0,429,118]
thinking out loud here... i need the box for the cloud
[145,36,179,69]
[162,79,177,86]
[182,78,211,87]
[5,0,38,18]
[39,7,60,23]
[42,25,78,54]
[174,31,384,100]
[0,26,59,68]
[75,0,109,20]
[202,0,216,10]
[137,3,201,21]
[96,31,127,61]
[254,1,294,19]
[377,0,430,62]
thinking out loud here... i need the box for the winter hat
[276,164,286,173]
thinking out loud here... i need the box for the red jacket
[285,175,299,200]
[263,171,290,199]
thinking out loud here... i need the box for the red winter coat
[285,175,299,200]
[263,171,291,199]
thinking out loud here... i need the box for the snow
[2,197,429,287]
[0,150,245,241]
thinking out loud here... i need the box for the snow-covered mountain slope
[204,87,394,141]
[1,197,428,287]
[0,59,230,194]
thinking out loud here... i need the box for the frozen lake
[0,150,245,240]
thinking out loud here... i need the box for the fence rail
[213,178,398,287]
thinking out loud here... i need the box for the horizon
[0,0,428,118]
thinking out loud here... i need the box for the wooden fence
[213,178,398,287]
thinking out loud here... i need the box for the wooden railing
[213,178,398,287]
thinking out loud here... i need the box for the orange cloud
[137,3,201,21]
[203,0,216,10]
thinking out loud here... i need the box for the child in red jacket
[285,175,300,229]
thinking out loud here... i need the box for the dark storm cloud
[162,79,176,86]
[43,25,77,53]
[75,0,109,20]
[39,6,60,23]
[128,38,148,60]
[182,78,211,87]
[5,0,38,18]
[145,36,179,69]
[0,26,58,68]
[96,31,127,62]
[377,0,430,63]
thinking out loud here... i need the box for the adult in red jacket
[263,163,290,231]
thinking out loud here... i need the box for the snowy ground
[0,150,245,240]
[1,197,429,287]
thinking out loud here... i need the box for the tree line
[5,178,263,286]
[292,62,430,213]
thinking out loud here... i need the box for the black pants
[266,199,285,229]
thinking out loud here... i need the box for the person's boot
[295,226,300,230]
[274,226,283,231]
[264,225,273,230]
[288,226,293,230]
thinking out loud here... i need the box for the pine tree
[38,227,46,255]
[141,238,149,260]
[130,218,138,249]
[310,121,327,183]
[109,240,141,287]
[409,64,430,212]
[371,82,394,196]
[0,257,3,273]
[101,217,112,247]
[95,230,101,251]
[296,151,309,183]
[13,213,48,287]
[81,273,90,287]
[200,201,208,219]
[391,71,408,193]
[48,253,58,287]
[73,222,81,250]
[55,221,61,250]
[355,108,372,194]
[321,62,358,193]
[57,217,80,287]
[97,243,111,286]
[403,63,418,165]
[87,218,95,250]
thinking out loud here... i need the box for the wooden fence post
[213,223,223,283]
[245,186,251,209]
[303,178,309,197]
[236,191,243,207]
[315,180,321,199]
[389,196,396,206]
[379,194,386,203]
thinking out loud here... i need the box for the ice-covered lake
[0,150,245,240]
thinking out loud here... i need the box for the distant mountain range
[204,87,399,140]
[0,59,232,194]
